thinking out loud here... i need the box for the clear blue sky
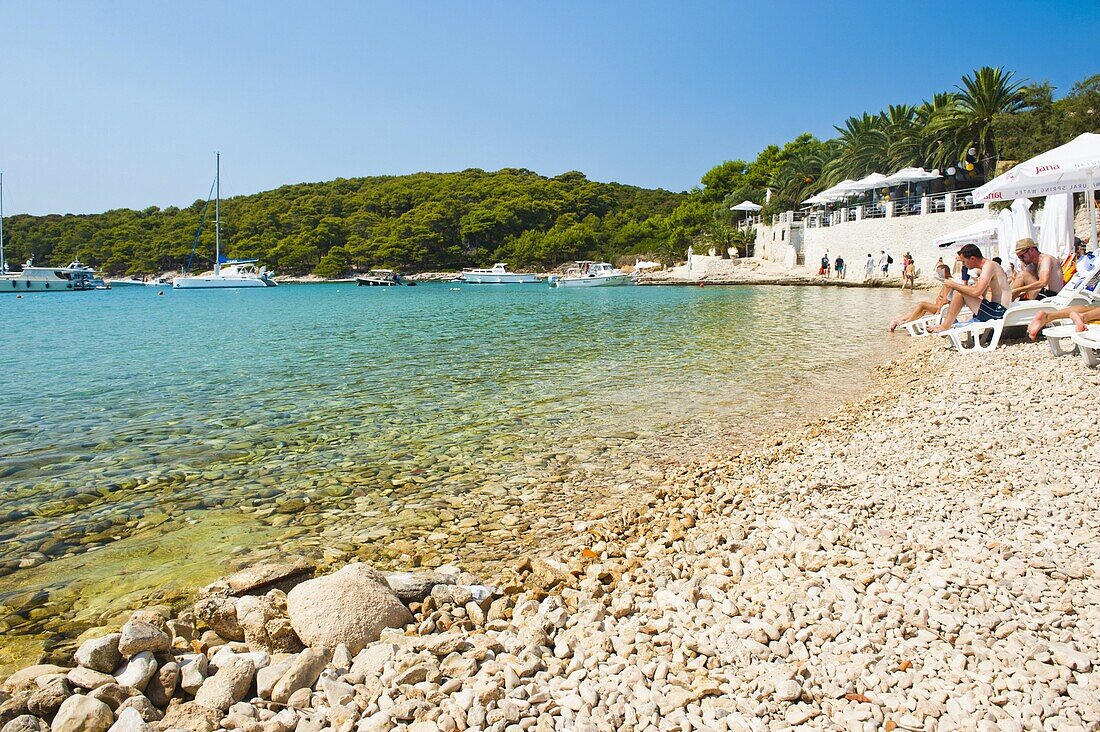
[3,1,1098,215]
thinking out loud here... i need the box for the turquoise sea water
[0,281,912,668]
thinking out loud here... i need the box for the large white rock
[193,656,256,713]
[113,652,158,692]
[51,695,114,732]
[105,708,148,732]
[286,564,412,653]
[74,636,122,674]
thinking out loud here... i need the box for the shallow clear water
[0,281,912,668]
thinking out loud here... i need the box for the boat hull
[462,273,542,284]
[173,276,276,289]
[356,278,402,286]
[551,274,633,288]
[0,278,98,292]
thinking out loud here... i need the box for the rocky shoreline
[3,338,1098,730]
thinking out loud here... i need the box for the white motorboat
[174,154,277,290]
[1,258,109,292]
[460,263,542,284]
[549,262,632,288]
[107,277,150,287]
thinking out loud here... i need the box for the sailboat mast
[0,172,5,274]
[214,153,221,276]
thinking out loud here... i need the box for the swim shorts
[973,300,1007,322]
[1036,288,1059,300]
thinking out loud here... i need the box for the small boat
[174,154,277,290]
[355,269,414,286]
[549,262,632,288]
[460,263,542,284]
[106,277,151,287]
[1,258,110,292]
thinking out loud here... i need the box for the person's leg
[889,300,940,331]
[927,291,973,332]
[1027,305,1100,339]
[1014,269,1040,300]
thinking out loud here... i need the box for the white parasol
[1036,193,1074,259]
[973,132,1100,249]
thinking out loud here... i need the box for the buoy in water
[157,290,164,296]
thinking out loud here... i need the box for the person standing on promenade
[865,253,875,280]
[835,255,845,279]
[927,244,1012,333]
[879,250,891,276]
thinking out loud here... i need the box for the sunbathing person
[927,244,1012,333]
[1027,304,1100,340]
[1012,238,1064,300]
[888,287,949,332]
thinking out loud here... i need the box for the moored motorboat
[1,175,109,292]
[356,269,414,286]
[1,259,110,292]
[549,262,632,288]
[460,263,542,284]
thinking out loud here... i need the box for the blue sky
[2,1,1098,215]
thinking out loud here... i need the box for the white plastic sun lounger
[1071,329,1100,367]
[1039,321,1100,356]
[939,260,1100,354]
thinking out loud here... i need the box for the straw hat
[1015,237,1038,254]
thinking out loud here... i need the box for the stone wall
[756,208,992,279]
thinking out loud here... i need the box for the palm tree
[929,67,1027,178]
[771,141,840,208]
[822,113,889,185]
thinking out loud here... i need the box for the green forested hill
[0,168,686,277]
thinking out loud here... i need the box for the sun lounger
[1071,329,1100,367]
[1041,322,1081,356]
[938,259,1100,354]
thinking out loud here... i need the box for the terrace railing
[801,186,983,228]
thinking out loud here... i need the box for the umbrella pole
[1090,171,1098,253]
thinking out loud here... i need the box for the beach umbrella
[847,172,888,193]
[729,200,762,211]
[1012,198,1038,251]
[884,167,940,203]
[996,209,1015,265]
[973,132,1100,249]
[883,167,940,185]
[1037,192,1074,259]
[933,218,999,248]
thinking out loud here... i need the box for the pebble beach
[2,335,1097,731]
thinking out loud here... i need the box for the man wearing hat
[1012,237,1063,301]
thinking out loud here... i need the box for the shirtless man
[927,243,1012,333]
[1012,238,1063,300]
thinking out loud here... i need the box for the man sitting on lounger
[1012,238,1064,301]
[927,244,1012,333]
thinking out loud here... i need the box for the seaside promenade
[2,337,1096,730]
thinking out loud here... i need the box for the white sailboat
[0,174,109,292]
[174,154,277,289]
